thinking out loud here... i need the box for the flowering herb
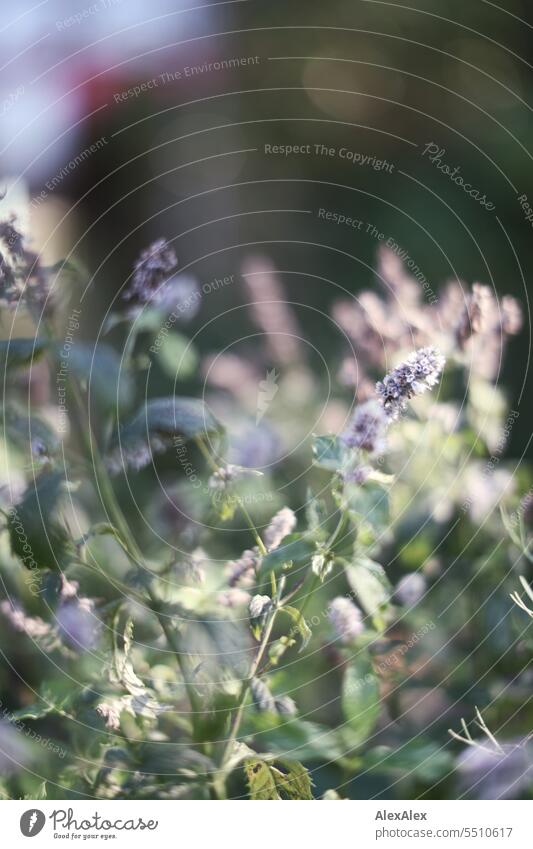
[0,219,528,803]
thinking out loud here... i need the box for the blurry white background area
[0,0,213,183]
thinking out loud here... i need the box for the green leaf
[345,555,392,627]
[108,396,223,473]
[119,395,221,445]
[361,740,454,783]
[245,757,312,799]
[244,714,345,762]
[341,480,390,534]
[341,653,380,749]
[245,759,281,800]
[12,688,73,721]
[2,406,60,461]
[8,471,72,572]
[137,743,214,779]
[258,533,315,579]
[55,342,133,412]
[312,433,346,471]
[271,759,314,800]
[155,332,198,380]
[0,337,48,370]
[107,615,165,723]
[281,605,312,650]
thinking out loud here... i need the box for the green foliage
[2,405,60,461]
[7,470,73,571]
[155,332,198,380]
[1,219,528,804]
[54,341,133,412]
[116,396,221,446]
[312,433,345,472]
[245,757,313,800]
[0,337,48,370]
[258,533,315,579]
[339,480,390,535]
[344,555,392,629]
[341,653,380,749]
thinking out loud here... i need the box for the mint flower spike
[340,399,389,457]
[376,346,446,420]
[328,597,364,643]
[263,506,296,551]
[124,238,177,303]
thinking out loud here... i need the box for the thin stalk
[220,592,282,770]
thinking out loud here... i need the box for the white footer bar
[3,799,530,848]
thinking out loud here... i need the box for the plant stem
[219,590,282,770]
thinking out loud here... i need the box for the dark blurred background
[1,0,531,453]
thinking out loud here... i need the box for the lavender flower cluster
[376,346,446,420]
[0,215,48,310]
[339,347,445,484]
[334,245,521,389]
[124,238,178,304]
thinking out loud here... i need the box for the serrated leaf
[272,759,314,800]
[245,759,281,800]
[109,616,165,722]
[341,653,380,748]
